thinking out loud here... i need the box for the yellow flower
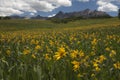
[54,47,66,60]
[109,50,116,57]
[93,60,101,71]
[113,61,120,69]
[49,40,54,46]
[35,45,41,50]
[31,54,36,59]
[91,73,95,77]
[77,41,80,44]
[45,54,51,60]
[99,55,106,63]
[95,66,101,72]
[35,40,39,45]
[6,49,11,55]
[58,47,66,54]
[71,60,80,71]
[90,51,95,56]
[79,50,84,57]
[23,49,30,55]
[31,39,39,45]
[105,47,110,51]
[30,39,35,44]
[93,62,99,67]
[70,50,78,59]
[77,73,83,78]
[91,38,97,45]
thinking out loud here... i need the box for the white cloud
[30,13,35,16]
[77,0,89,2]
[77,0,120,12]
[0,0,120,16]
[48,14,56,17]
[97,0,119,12]
[0,0,72,16]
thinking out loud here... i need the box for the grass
[0,18,119,31]
[0,18,120,80]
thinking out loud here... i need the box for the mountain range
[53,9,111,19]
[0,9,111,20]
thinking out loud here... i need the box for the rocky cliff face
[53,9,111,19]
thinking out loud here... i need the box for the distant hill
[31,15,47,19]
[53,9,111,19]
[10,15,25,19]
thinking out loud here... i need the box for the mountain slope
[53,9,111,19]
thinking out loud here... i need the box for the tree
[118,9,120,19]
[4,16,11,20]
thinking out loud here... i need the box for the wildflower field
[0,18,120,80]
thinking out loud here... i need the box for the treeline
[0,16,11,20]
[49,16,83,23]
[50,16,112,24]
[118,9,120,19]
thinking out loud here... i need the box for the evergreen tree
[118,9,120,19]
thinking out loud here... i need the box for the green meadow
[0,18,120,80]
[0,18,119,31]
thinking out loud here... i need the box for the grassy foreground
[0,18,120,80]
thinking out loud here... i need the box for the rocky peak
[54,11,65,19]
[53,9,111,19]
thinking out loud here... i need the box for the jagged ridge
[53,9,111,19]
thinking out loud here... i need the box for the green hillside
[0,18,119,32]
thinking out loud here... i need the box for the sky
[0,0,120,17]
